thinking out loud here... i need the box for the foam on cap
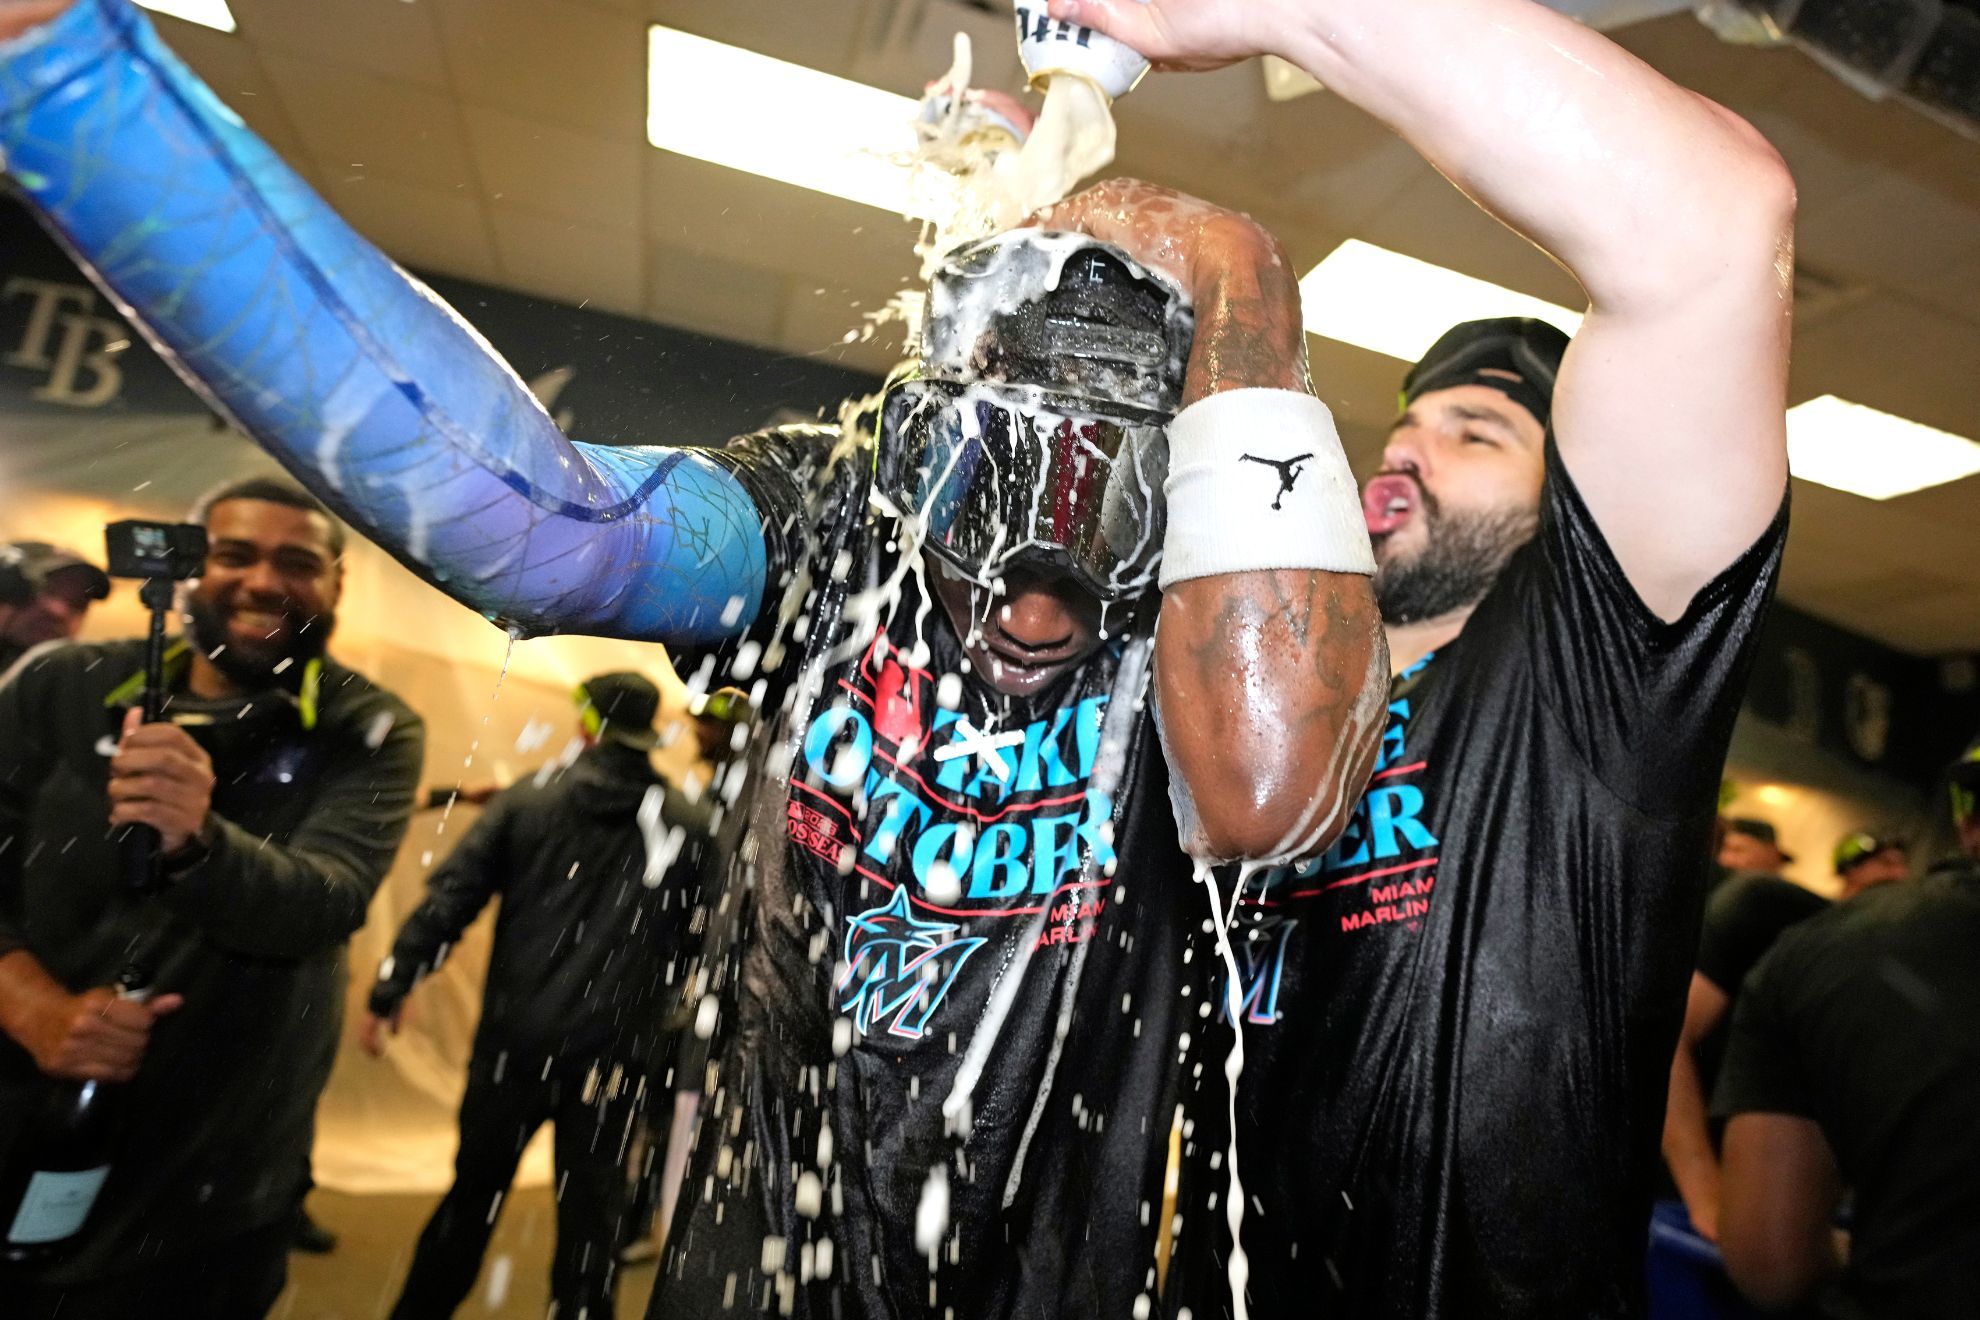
[921,230,1193,419]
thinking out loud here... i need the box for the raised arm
[1037,182,1387,862]
[1057,0,1795,621]
[0,0,766,644]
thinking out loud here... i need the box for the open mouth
[1362,474,1420,537]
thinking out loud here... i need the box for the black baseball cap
[574,672,661,750]
[2,541,111,603]
[1725,816,1794,863]
[1833,830,1905,875]
[1402,317,1572,432]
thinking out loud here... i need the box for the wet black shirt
[1179,444,1785,1319]
[1714,859,1980,1319]
[654,429,1203,1320]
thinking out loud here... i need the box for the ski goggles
[876,377,1171,602]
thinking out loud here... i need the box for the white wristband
[1158,388,1375,588]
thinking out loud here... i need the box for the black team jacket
[0,638,423,1284]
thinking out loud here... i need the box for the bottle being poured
[1010,1,1149,216]
[883,8,1152,345]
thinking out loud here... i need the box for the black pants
[11,1218,289,1320]
[392,1047,642,1319]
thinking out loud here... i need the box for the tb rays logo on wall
[837,887,986,1041]
[3,277,130,408]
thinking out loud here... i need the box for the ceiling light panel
[136,0,237,33]
[647,25,919,215]
[1786,396,1980,500]
[1299,240,1583,361]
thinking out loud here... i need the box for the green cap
[1833,831,1904,875]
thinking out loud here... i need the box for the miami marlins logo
[837,888,986,1040]
[1220,917,1294,1026]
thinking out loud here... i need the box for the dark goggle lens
[879,383,1167,601]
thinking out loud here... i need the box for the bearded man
[0,475,424,1319]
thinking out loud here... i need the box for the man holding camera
[0,476,423,1318]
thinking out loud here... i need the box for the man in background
[1664,815,1829,1240]
[0,539,109,673]
[363,672,720,1320]
[0,476,423,1318]
[1718,816,1794,878]
[1713,740,1980,1316]
[1830,829,1908,897]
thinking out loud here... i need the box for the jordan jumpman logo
[1239,453,1315,511]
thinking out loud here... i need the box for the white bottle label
[1013,2,1150,100]
[6,1166,110,1245]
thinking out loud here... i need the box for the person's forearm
[0,0,766,644]
[1272,0,1790,310]
[1155,239,1386,862]
[0,948,67,1049]
[1662,1043,1723,1237]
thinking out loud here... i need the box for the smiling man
[0,475,422,1318]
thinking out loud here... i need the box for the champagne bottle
[0,960,153,1263]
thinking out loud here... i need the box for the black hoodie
[370,742,717,1062]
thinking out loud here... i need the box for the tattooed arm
[1037,182,1386,862]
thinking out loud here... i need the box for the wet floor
[274,1187,657,1320]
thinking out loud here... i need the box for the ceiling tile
[1834,590,1980,656]
[462,106,643,230]
[147,20,317,181]
[1349,170,1587,312]
[321,175,500,284]
[644,240,787,350]
[639,150,922,287]
[260,51,478,192]
[490,209,645,318]
[645,0,868,77]
[843,1,1026,101]
[1906,245,1980,324]
[1796,170,1980,301]
[434,0,647,141]
[1789,294,1980,442]
[231,0,448,88]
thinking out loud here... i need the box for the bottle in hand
[0,964,152,1264]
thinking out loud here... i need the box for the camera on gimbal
[104,520,208,584]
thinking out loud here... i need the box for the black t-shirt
[1692,870,1830,1098]
[654,428,1205,1319]
[1174,444,1786,1319]
[1698,872,1830,998]
[1713,860,1980,1320]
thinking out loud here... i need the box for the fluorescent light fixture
[647,25,919,215]
[135,0,237,33]
[1299,240,1583,361]
[1786,395,1980,500]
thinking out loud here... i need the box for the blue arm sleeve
[0,0,767,644]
